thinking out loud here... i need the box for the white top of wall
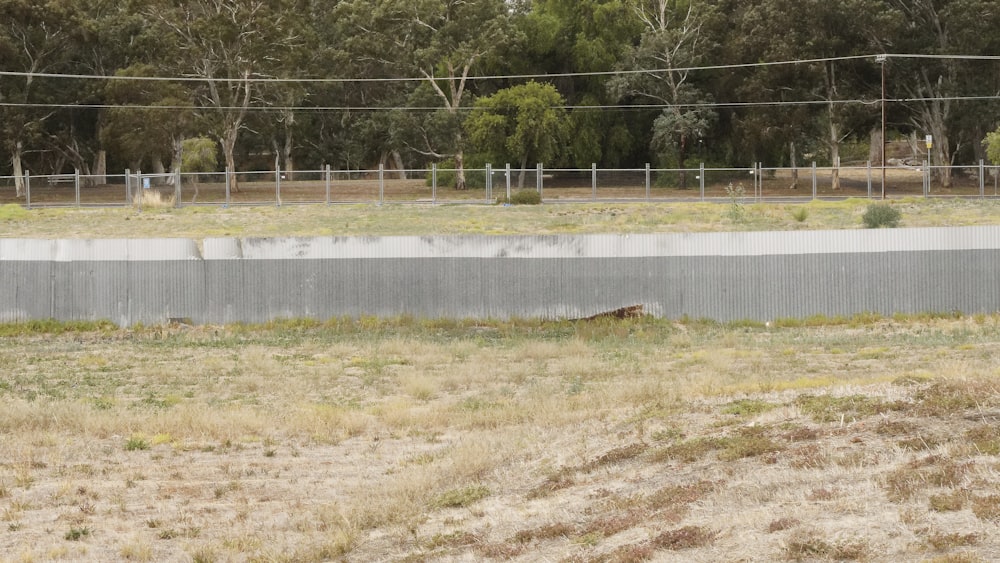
[1,226,998,261]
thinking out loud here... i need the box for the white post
[225,166,231,208]
[591,163,597,201]
[74,168,81,208]
[811,162,817,200]
[699,163,705,201]
[378,163,384,205]
[325,164,331,205]
[505,162,511,202]
[125,168,131,204]
[25,171,31,210]
[980,159,985,199]
[432,163,437,203]
[645,163,650,201]
[276,157,282,207]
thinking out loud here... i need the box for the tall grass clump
[862,203,901,228]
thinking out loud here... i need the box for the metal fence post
[174,167,181,208]
[505,163,511,202]
[980,159,985,199]
[225,167,231,208]
[74,168,81,208]
[537,163,543,196]
[325,164,331,205]
[135,170,142,212]
[175,168,182,206]
[486,164,492,203]
[699,163,705,201]
[758,162,763,202]
[378,163,384,205]
[25,171,31,210]
[125,168,131,205]
[811,162,817,200]
[645,163,651,201]
[866,160,872,199]
[923,160,929,198]
[591,163,597,201]
[432,163,437,204]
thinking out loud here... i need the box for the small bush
[433,484,490,508]
[862,203,901,228]
[790,207,809,222]
[497,189,542,205]
[124,435,150,451]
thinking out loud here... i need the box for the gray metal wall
[1,227,998,325]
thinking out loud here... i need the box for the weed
[965,424,1000,455]
[124,435,150,451]
[925,532,979,550]
[651,437,725,463]
[971,495,1000,522]
[584,443,647,471]
[650,525,715,550]
[795,394,895,423]
[767,517,799,533]
[783,531,870,561]
[862,202,901,228]
[790,207,809,222]
[725,182,746,223]
[433,484,490,508]
[527,469,574,499]
[929,490,967,512]
[514,522,575,543]
[718,426,784,461]
[497,189,542,205]
[722,399,779,417]
[65,526,91,541]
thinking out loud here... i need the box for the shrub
[426,159,487,189]
[791,207,809,222]
[497,189,542,205]
[862,203,901,228]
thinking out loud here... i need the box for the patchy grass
[0,315,999,559]
[1,198,998,239]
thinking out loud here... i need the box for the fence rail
[2,161,999,209]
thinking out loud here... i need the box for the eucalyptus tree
[736,0,883,190]
[609,0,718,187]
[334,0,515,189]
[883,0,1000,187]
[145,0,307,191]
[0,0,84,195]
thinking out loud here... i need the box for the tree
[147,0,306,192]
[335,0,514,189]
[609,0,717,187]
[466,81,568,188]
[984,126,1000,165]
[0,0,82,196]
[180,135,217,202]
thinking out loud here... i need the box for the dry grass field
[1,315,1000,562]
[2,193,1000,562]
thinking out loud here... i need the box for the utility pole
[876,54,887,199]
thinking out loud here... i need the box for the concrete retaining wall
[1,227,998,325]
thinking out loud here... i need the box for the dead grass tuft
[782,530,872,561]
[925,532,980,550]
[650,525,716,550]
[767,517,800,533]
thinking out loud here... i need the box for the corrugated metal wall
[1,227,998,325]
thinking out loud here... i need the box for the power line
[5,94,1000,113]
[1,53,996,85]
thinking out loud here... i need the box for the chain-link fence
[2,161,998,209]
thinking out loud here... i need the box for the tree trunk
[868,128,883,166]
[91,150,107,187]
[828,105,841,191]
[454,147,467,191]
[392,150,406,180]
[12,142,25,198]
[152,159,166,184]
[790,141,799,189]
[222,127,240,192]
[282,109,295,181]
[518,153,528,189]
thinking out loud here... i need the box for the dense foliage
[2,0,999,190]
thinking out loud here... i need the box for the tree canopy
[2,0,1000,191]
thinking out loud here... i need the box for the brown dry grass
[1,314,1000,561]
[0,196,999,241]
